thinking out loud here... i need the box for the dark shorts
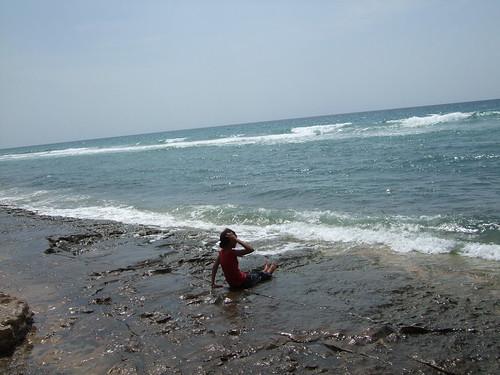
[240,271,272,289]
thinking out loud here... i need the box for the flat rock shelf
[0,206,499,374]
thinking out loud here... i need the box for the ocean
[1,99,499,261]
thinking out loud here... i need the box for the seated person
[211,228,277,289]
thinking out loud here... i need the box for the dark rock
[155,315,172,324]
[136,227,164,236]
[368,324,395,341]
[400,326,431,335]
[350,324,395,345]
[59,317,78,328]
[323,340,355,354]
[46,233,103,254]
[146,267,172,276]
[107,363,138,375]
[91,297,112,305]
[279,331,322,343]
[0,293,33,356]
[140,311,172,324]
[69,307,94,315]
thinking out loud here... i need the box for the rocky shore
[0,293,33,356]
[0,205,499,374]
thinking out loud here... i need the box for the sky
[1,0,500,149]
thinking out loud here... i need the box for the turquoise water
[1,99,499,260]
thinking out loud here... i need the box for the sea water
[1,99,499,260]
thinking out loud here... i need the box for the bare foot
[268,262,278,274]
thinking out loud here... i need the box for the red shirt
[219,249,247,287]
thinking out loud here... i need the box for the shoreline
[0,205,499,374]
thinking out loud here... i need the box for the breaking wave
[0,123,351,161]
[1,109,497,162]
[386,110,500,128]
[1,189,498,261]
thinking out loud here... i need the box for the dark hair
[219,228,236,248]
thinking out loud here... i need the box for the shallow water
[1,208,499,374]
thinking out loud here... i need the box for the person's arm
[233,236,254,257]
[211,255,223,288]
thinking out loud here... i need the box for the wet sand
[0,205,499,374]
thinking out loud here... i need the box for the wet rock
[125,342,140,353]
[192,328,206,335]
[279,331,322,343]
[304,364,318,370]
[0,293,33,356]
[259,336,289,350]
[59,317,78,328]
[144,266,172,277]
[135,227,164,237]
[155,315,172,324]
[68,307,94,315]
[400,326,431,335]
[399,325,457,335]
[349,324,395,345]
[113,305,130,317]
[279,360,298,373]
[92,257,167,277]
[45,233,103,255]
[204,295,224,305]
[110,258,165,274]
[91,297,112,305]
[408,355,458,375]
[140,311,172,324]
[180,291,210,305]
[385,332,400,343]
[368,324,395,341]
[323,340,355,354]
[149,267,172,275]
[107,363,138,375]
[190,313,204,319]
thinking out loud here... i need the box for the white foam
[290,123,349,136]
[476,110,500,117]
[0,139,189,161]
[461,243,500,261]
[3,108,497,162]
[165,206,462,256]
[2,189,499,261]
[264,222,456,255]
[387,112,474,128]
[0,123,351,161]
[159,137,187,143]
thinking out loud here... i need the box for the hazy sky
[1,1,499,149]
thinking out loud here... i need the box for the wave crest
[386,109,500,128]
[387,112,474,128]
[0,123,351,161]
[291,123,350,136]
[0,109,496,162]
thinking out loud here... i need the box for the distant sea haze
[1,99,499,261]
